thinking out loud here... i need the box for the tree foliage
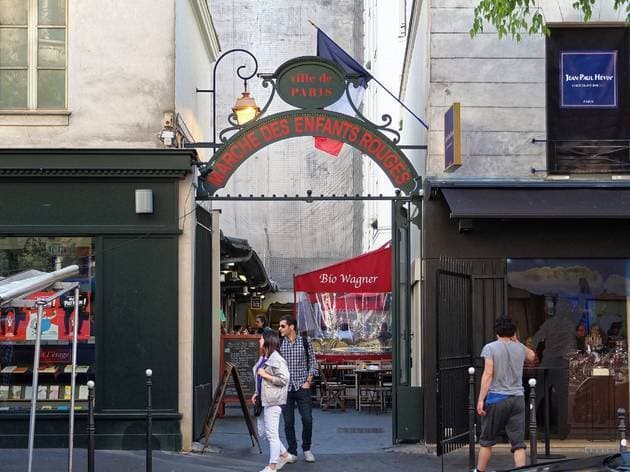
[471,0,630,41]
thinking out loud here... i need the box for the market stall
[294,243,392,362]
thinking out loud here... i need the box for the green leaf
[471,0,630,41]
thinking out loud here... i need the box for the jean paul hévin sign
[205,56,420,195]
[561,50,617,108]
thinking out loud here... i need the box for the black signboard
[546,27,630,173]
[220,335,260,400]
[198,362,261,452]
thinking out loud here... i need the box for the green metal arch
[205,110,421,195]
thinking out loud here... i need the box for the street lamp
[194,48,261,151]
[232,83,261,126]
[191,49,262,198]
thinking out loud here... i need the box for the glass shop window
[508,259,628,440]
[0,237,95,412]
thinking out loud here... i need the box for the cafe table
[354,366,392,412]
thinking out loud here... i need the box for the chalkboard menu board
[221,335,260,401]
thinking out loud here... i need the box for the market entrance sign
[206,110,420,195]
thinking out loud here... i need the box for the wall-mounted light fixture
[232,82,261,126]
[135,189,153,214]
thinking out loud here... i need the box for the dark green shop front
[0,149,193,450]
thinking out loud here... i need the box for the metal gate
[435,258,474,456]
[436,258,507,461]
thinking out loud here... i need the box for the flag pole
[309,20,429,130]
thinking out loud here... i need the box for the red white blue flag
[315,29,372,157]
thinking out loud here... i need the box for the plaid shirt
[280,335,318,392]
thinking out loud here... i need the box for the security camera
[159,128,176,146]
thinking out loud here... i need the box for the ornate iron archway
[205,109,420,195]
[187,49,425,444]
[187,52,425,198]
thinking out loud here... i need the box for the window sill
[0,110,71,126]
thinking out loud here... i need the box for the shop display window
[0,237,95,412]
[508,258,629,439]
[296,291,392,354]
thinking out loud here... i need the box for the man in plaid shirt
[279,315,318,463]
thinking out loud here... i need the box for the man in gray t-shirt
[474,317,536,472]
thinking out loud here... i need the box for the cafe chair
[318,364,346,411]
[358,375,385,413]
[378,370,393,410]
[357,364,392,413]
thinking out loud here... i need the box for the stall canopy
[294,243,392,355]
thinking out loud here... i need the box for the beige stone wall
[0,0,175,147]
[426,0,624,178]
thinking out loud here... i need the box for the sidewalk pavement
[2,407,597,471]
[0,446,596,472]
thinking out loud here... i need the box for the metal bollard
[528,378,537,465]
[146,369,153,472]
[468,367,476,471]
[87,380,95,472]
[618,408,627,453]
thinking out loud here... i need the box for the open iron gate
[436,258,474,456]
[436,258,507,460]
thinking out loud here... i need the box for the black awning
[441,187,630,219]
[220,232,277,293]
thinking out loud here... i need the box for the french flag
[315,29,372,157]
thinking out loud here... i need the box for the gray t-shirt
[480,340,526,396]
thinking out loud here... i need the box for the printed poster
[0,290,91,341]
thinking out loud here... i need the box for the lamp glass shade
[233,91,261,125]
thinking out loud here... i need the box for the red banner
[294,244,391,293]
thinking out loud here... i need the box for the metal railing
[547,139,630,173]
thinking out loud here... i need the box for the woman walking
[252,330,291,472]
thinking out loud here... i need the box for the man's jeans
[282,388,312,455]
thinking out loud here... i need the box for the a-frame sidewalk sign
[198,362,261,453]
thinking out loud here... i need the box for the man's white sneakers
[276,452,311,468]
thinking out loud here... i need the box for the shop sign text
[275,57,346,109]
[207,110,419,195]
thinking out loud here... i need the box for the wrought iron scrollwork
[212,49,259,148]
[218,119,241,143]
[344,79,401,144]
[257,76,277,118]
[213,52,278,144]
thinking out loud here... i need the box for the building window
[508,258,628,440]
[0,237,95,412]
[546,26,630,174]
[0,0,66,110]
